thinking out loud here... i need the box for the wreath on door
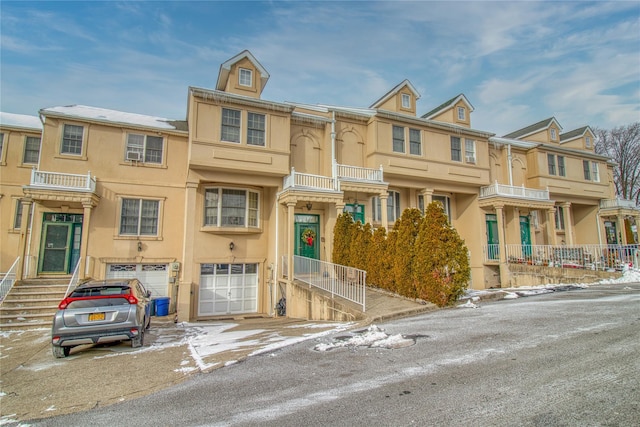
[302,228,316,246]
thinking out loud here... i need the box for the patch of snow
[45,405,56,412]
[502,292,519,300]
[0,111,42,130]
[313,325,417,352]
[458,300,480,308]
[41,105,179,130]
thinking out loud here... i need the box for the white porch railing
[31,169,96,192]
[0,257,20,304]
[600,198,637,209]
[293,255,366,312]
[480,182,549,201]
[336,163,384,183]
[283,168,338,192]
[484,244,639,270]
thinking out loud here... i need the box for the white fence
[336,164,384,183]
[480,182,549,201]
[283,168,337,191]
[0,257,20,304]
[485,244,639,271]
[31,170,96,192]
[293,255,366,311]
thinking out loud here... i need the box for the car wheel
[52,345,70,358]
[131,329,144,348]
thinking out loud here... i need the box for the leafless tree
[594,122,640,205]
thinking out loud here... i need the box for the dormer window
[457,107,465,121]
[585,136,592,148]
[550,128,557,140]
[239,68,252,87]
[401,93,411,109]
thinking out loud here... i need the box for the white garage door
[199,263,258,316]
[107,264,169,298]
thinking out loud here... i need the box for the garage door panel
[107,264,168,298]
[199,263,258,316]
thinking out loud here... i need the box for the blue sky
[1,1,638,136]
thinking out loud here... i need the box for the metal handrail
[293,255,366,311]
[0,257,21,305]
[63,260,82,299]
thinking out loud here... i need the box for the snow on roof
[0,112,42,130]
[40,105,180,130]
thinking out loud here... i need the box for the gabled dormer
[560,126,595,151]
[216,50,270,99]
[504,117,563,144]
[369,80,420,116]
[421,94,474,128]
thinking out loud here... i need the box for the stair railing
[0,257,21,305]
[63,260,82,300]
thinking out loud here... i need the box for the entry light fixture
[137,241,142,252]
[306,202,313,211]
[229,241,235,251]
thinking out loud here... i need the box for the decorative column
[420,188,433,211]
[616,214,627,245]
[79,201,94,279]
[546,208,557,245]
[286,202,296,281]
[15,198,33,281]
[562,202,574,245]
[495,204,509,287]
[380,191,389,230]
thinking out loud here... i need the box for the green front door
[486,214,499,260]
[295,214,319,259]
[39,223,72,273]
[520,216,532,259]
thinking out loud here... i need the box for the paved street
[28,282,640,427]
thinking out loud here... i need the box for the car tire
[131,329,144,348]
[52,345,70,358]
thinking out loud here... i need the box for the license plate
[89,312,105,321]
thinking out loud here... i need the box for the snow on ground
[313,325,417,352]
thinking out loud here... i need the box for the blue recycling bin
[155,297,170,316]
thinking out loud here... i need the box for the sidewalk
[0,289,436,423]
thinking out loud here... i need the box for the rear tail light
[130,328,139,335]
[127,295,139,304]
[58,298,71,310]
[52,336,60,344]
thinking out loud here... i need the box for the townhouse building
[1,50,637,322]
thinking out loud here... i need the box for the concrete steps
[0,278,69,330]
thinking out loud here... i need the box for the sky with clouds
[1,1,638,136]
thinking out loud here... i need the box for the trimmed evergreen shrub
[391,208,423,298]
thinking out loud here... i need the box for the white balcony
[283,168,338,192]
[336,163,384,184]
[30,169,96,192]
[600,198,637,210]
[480,182,549,201]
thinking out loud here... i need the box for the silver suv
[51,279,152,358]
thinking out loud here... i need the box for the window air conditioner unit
[126,151,142,161]
[465,156,476,163]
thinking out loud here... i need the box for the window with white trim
[401,93,411,109]
[591,162,599,182]
[550,128,557,141]
[464,139,476,163]
[585,136,592,148]
[557,156,566,177]
[392,125,405,153]
[204,188,260,228]
[555,206,565,230]
[432,195,451,222]
[120,198,159,236]
[247,112,265,146]
[457,107,465,121]
[61,124,84,155]
[221,108,241,143]
[239,68,253,87]
[13,200,32,230]
[548,154,557,175]
[23,136,41,164]
[583,160,593,181]
[373,191,401,222]
[450,136,461,162]
[409,128,421,155]
[126,133,163,163]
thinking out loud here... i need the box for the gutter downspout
[331,110,337,189]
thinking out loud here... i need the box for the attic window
[585,136,592,148]
[457,107,465,121]
[550,128,557,140]
[401,93,411,109]
[239,68,252,87]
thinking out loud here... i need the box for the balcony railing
[336,163,384,184]
[30,170,96,192]
[600,198,637,209]
[483,243,639,271]
[283,168,338,192]
[480,182,549,201]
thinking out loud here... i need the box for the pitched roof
[421,93,474,120]
[0,111,42,130]
[560,126,591,142]
[369,79,420,109]
[40,105,184,131]
[216,50,270,92]
[503,117,563,139]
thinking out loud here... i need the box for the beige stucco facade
[1,50,638,321]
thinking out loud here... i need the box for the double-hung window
[548,154,557,175]
[555,206,565,230]
[585,136,592,148]
[583,160,591,180]
[61,124,84,155]
[204,188,260,228]
[557,156,566,176]
[239,68,252,87]
[464,139,476,163]
[126,133,163,163]
[591,162,599,182]
[450,136,461,162]
[247,112,266,146]
[392,126,405,153]
[409,129,421,155]
[457,107,465,121]
[120,199,159,236]
[221,108,241,143]
[23,136,41,164]
[550,128,557,141]
[373,191,401,222]
[401,93,411,109]
[0,133,5,160]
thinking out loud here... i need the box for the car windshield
[66,298,130,309]
[70,286,130,298]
